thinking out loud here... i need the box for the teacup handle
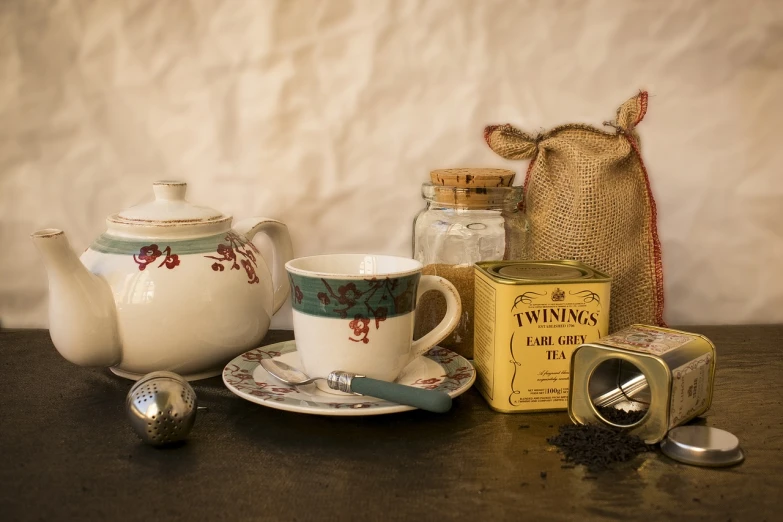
[410,275,462,358]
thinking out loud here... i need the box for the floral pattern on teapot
[93,231,263,284]
[133,245,181,271]
[205,232,261,284]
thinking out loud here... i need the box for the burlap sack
[484,91,664,332]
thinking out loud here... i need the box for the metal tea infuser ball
[126,371,197,446]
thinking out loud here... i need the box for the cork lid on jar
[426,168,520,208]
[430,168,516,188]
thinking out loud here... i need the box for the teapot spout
[31,229,121,367]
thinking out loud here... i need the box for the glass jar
[412,169,530,359]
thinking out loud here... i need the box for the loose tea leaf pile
[547,424,652,472]
[596,406,647,425]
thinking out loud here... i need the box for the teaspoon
[259,359,452,413]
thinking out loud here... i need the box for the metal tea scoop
[126,371,198,446]
[260,359,452,413]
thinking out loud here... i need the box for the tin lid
[660,426,744,467]
[478,260,608,283]
[497,264,589,280]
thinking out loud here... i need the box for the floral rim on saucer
[222,340,475,416]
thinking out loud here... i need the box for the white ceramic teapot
[31,181,293,380]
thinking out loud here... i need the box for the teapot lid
[107,181,231,238]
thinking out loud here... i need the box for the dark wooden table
[1,326,781,521]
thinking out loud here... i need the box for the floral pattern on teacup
[288,273,419,345]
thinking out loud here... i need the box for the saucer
[222,341,475,416]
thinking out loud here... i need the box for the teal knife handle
[350,377,452,413]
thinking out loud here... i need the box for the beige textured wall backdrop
[1,0,782,329]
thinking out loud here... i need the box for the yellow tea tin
[568,325,717,444]
[473,260,611,413]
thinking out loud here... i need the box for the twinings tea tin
[473,260,611,413]
[568,325,716,444]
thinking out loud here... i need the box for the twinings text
[514,308,598,327]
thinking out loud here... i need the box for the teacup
[285,254,461,392]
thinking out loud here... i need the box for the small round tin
[660,426,744,467]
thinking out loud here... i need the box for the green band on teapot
[90,231,264,285]
[90,233,229,255]
[287,273,420,320]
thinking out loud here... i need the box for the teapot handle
[234,218,294,315]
